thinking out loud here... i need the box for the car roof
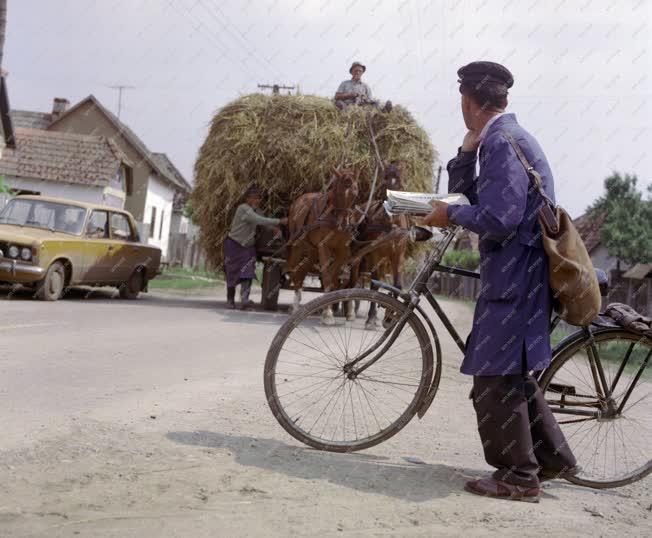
[13,195,132,215]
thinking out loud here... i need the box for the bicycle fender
[415,303,442,419]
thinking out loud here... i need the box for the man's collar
[479,112,506,142]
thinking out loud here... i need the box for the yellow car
[0,195,161,300]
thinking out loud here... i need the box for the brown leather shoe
[464,477,540,503]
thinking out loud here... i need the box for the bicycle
[264,226,651,489]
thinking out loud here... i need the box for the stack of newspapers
[383,190,470,215]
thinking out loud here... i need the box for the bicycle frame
[347,226,650,422]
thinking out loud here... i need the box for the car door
[107,211,140,282]
[82,210,112,283]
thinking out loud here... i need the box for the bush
[442,249,480,270]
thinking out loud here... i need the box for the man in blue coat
[421,61,578,502]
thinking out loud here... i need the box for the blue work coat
[446,113,556,376]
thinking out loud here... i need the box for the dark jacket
[446,113,556,376]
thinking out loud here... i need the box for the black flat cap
[457,61,514,89]
[244,185,262,198]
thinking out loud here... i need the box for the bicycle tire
[540,328,651,488]
[264,288,434,452]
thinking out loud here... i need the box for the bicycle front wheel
[540,328,651,488]
[264,288,434,452]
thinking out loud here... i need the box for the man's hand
[279,217,288,226]
[461,130,481,152]
[419,200,450,228]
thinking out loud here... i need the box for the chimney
[51,97,70,120]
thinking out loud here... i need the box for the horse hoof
[346,312,356,322]
[321,313,336,326]
[364,320,378,331]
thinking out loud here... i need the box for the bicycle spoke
[544,331,651,484]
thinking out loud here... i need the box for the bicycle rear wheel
[264,288,434,452]
[540,328,651,488]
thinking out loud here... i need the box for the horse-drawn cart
[255,225,344,311]
[256,226,298,311]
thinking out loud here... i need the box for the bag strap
[499,131,556,208]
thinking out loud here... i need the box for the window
[159,210,165,240]
[86,211,109,238]
[110,213,134,241]
[125,167,133,196]
[149,206,156,238]
[0,198,85,235]
[112,164,133,195]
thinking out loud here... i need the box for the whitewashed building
[8,96,192,260]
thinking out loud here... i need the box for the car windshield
[0,198,87,235]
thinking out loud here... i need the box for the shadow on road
[166,430,481,502]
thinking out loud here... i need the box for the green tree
[0,174,13,194]
[587,173,652,269]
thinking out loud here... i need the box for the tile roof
[48,95,190,192]
[573,210,607,253]
[11,110,52,130]
[0,127,127,187]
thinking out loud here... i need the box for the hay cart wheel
[261,260,282,311]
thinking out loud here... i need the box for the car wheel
[119,268,144,299]
[35,261,66,301]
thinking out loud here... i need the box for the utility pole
[257,83,295,95]
[433,164,443,194]
[108,85,135,119]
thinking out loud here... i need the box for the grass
[551,326,650,380]
[149,267,224,290]
[149,278,222,290]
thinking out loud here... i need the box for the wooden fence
[430,271,651,315]
[168,233,206,271]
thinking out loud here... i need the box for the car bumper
[0,259,45,283]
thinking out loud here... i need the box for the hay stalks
[192,93,437,268]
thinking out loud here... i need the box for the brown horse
[352,163,410,329]
[287,168,360,324]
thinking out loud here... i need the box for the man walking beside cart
[224,186,287,310]
[421,61,579,502]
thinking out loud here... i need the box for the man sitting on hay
[334,61,392,113]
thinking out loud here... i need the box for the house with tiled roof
[572,210,629,273]
[8,95,192,259]
[0,126,131,206]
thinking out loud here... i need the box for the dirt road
[0,287,649,537]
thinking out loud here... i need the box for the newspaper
[383,190,470,216]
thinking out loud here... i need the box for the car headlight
[8,245,19,258]
[20,247,31,261]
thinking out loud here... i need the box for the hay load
[192,93,437,267]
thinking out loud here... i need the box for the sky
[5,0,652,217]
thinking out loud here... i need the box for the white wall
[3,176,125,209]
[591,245,631,275]
[5,176,105,204]
[143,174,174,260]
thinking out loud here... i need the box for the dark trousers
[227,278,252,304]
[472,371,577,488]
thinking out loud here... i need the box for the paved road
[0,287,650,537]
